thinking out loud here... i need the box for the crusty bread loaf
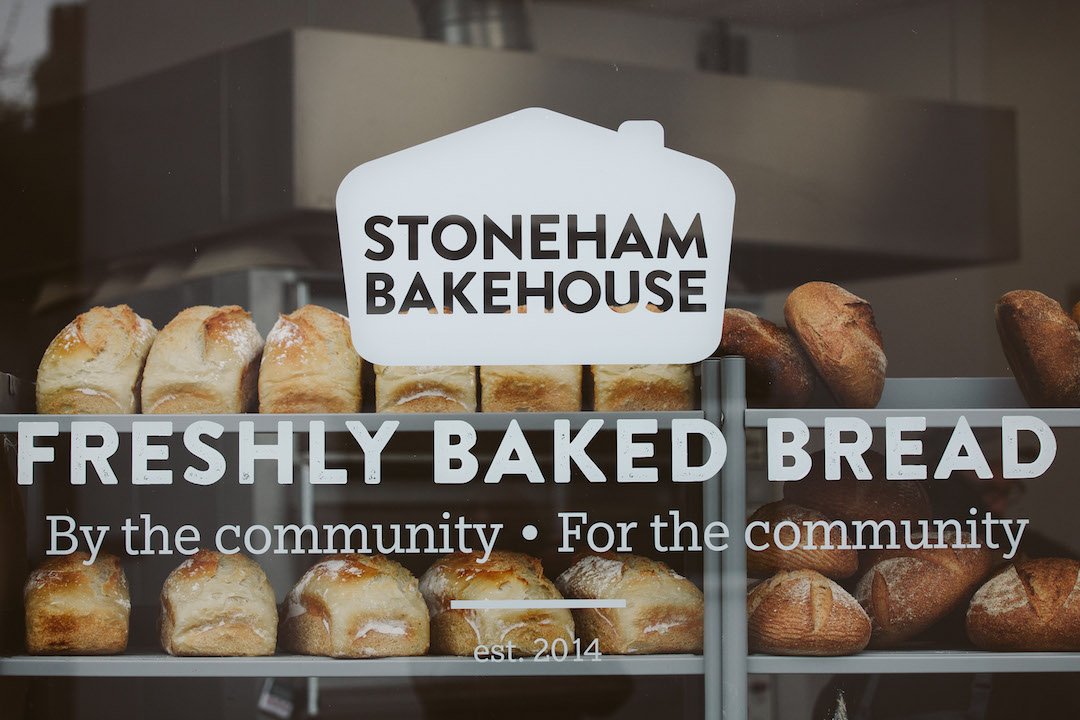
[967,557,1080,651]
[281,555,428,658]
[717,309,816,408]
[480,365,582,412]
[995,290,1080,407]
[1073,300,1080,327]
[419,551,573,657]
[784,282,886,408]
[142,306,263,414]
[258,305,361,413]
[557,553,703,654]
[160,549,276,656]
[36,305,157,414]
[746,501,857,580]
[375,365,476,412]
[24,552,129,655]
[748,569,870,656]
[783,451,931,523]
[591,364,694,411]
[855,533,993,648]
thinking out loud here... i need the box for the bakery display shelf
[0,653,704,678]
[0,411,702,434]
[748,650,1080,675]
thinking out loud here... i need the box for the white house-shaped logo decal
[336,107,734,365]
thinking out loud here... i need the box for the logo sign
[336,108,734,366]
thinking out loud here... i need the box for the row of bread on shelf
[21,548,703,658]
[745,454,1079,655]
[35,304,694,415]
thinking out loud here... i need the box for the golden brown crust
[784,282,886,408]
[747,569,870,656]
[967,557,1080,651]
[717,309,816,408]
[591,365,694,411]
[480,366,582,412]
[1073,301,1080,327]
[995,290,1080,407]
[374,366,477,413]
[746,501,857,580]
[782,451,931,523]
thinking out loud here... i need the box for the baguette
[995,290,1080,407]
[748,569,870,656]
[717,309,815,408]
[967,557,1080,651]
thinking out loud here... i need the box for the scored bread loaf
[160,549,277,656]
[36,305,157,414]
[142,306,263,414]
[419,551,573,656]
[748,569,870,656]
[258,305,361,413]
[995,290,1080,407]
[967,557,1080,651]
[717,309,816,408]
[557,553,704,654]
[24,552,129,655]
[375,365,477,412]
[855,533,993,648]
[480,365,582,412]
[591,364,694,411]
[281,555,428,658]
[746,501,857,580]
[783,451,931,523]
[784,282,886,408]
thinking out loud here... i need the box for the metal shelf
[0,653,703,678]
[748,650,1080,675]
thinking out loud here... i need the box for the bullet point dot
[521,524,538,541]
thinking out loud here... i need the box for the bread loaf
[783,451,931,523]
[24,552,129,655]
[36,305,156,414]
[747,569,870,656]
[557,553,703,654]
[375,365,476,412]
[784,282,886,408]
[1073,300,1080,327]
[419,551,573,656]
[282,555,428,658]
[258,305,361,413]
[995,290,1080,407]
[591,364,694,411]
[717,309,816,408]
[967,557,1080,651]
[480,365,582,412]
[855,533,993,647]
[160,549,276,656]
[746,501,857,580]
[142,306,263,414]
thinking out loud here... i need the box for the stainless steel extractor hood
[82,29,1018,290]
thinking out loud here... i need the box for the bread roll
[160,549,276,656]
[419,551,573,656]
[746,501,857,580]
[36,305,156,414]
[995,290,1080,407]
[855,533,993,647]
[375,365,476,412]
[591,364,694,411]
[717,309,816,408]
[748,569,870,656]
[967,557,1080,651]
[784,282,886,408]
[480,365,582,412]
[258,305,361,413]
[783,451,931,523]
[142,306,263,414]
[281,555,428,658]
[556,553,703,654]
[24,552,129,655]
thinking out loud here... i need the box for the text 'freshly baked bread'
[25,552,129,655]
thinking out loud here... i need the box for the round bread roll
[747,569,870,656]
[995,290,1080,407]
[160,549,277,656]
[967,557,1080,651]
[24,552,129,655]
[783,451,932,523]
[717,309,816,408]
[746,501,857,580]
[281,555,429,658]
[784,282,886,408]
[36,305,157,414]
[855,532,993,648]
[258,305,361,413]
